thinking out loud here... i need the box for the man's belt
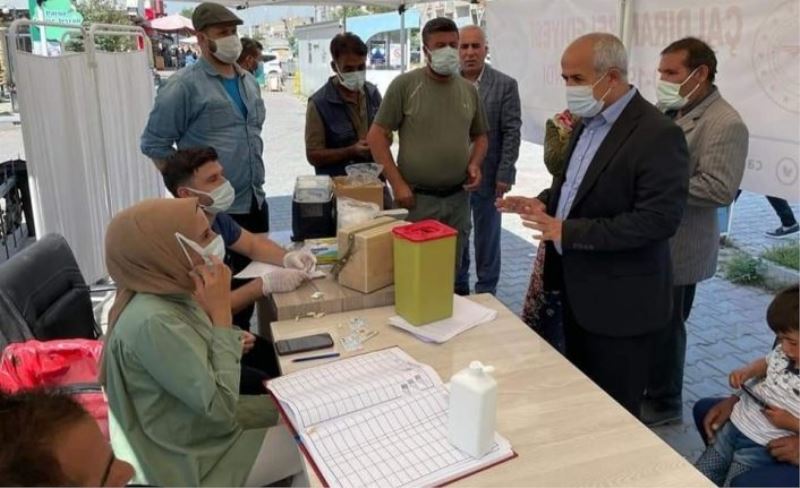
[413,182,466,198]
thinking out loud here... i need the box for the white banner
[486,0,621,143]
[488,0,800,201]
[628,0,799,201]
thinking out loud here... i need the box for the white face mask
[565,72,612,118]
[427,46,460,77]
[186,180,235,215]
[656,68,700,111]
[336,66,367,92]
[209,34,242,65]
[175,232,226,267]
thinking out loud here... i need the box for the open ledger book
[266,348,516,488]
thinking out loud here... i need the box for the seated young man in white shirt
[161,146,316,391]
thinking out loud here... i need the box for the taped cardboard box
[333,176,384,209]
[336,216,408,293]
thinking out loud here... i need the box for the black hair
[767,284,799,335]
[422,17,459,47]
[239,37,263,61]
[161,147,219,196]
[661,37,718,83]
[330,32,368,61]
[0,389,91,486]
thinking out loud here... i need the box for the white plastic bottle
[447,360,497,458]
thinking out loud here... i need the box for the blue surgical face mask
[656,67,700,111]
[565,72,612,118]
[427,46,460,77]
[186,180,235,215]
[336,64,367,92]
[175,232,225,267]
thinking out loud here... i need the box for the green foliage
[180,7,195,19]
[762,243,800,271]
[724,253,766,286]
[335,5,395,20]
[68,0,134,53]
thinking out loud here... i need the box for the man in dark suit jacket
[499,33,689,416]
[456,25,522,296]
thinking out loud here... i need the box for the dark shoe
[765,223,799,239]
[640,400,683,427]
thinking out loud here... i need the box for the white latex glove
[283,250,317,273]
[261,268,307,295]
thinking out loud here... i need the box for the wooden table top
[270,294,712,487]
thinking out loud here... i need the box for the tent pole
[619,0,633,48]
[399,3,406,73]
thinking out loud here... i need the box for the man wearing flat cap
[141,1,268,328]
[142,2,268,237]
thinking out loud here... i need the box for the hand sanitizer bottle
[447,360,497,458]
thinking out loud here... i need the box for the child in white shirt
[695,285,799,486]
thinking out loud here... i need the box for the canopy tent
[149,14,195,33]
[212,0,453,72]
[214,0,427,7]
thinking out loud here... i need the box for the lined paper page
[267,348,442,430]
[301,387,512,488]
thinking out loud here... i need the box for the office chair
[0,233,103,350]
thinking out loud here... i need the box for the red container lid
[392,219,457,242]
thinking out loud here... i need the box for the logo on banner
[752,0,799,114]
[776,157,799,186]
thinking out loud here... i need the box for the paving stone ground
[0,90,791,464]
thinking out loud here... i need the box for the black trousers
[644,284,697,410]
[735,190,797,227]
[767,197,797,227]
[228,196,270,330]
[562,291,659,418]
[240,334,280,394]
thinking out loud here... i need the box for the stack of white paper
[234,261,326,280]
[388,295,498,343]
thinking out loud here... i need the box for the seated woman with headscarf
[101,198,304,487]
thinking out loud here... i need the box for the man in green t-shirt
[366,17,489,278]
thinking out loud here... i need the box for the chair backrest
[0,234,99,349]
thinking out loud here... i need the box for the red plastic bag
[0,339,109,439]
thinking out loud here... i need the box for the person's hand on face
[182,208,232,326]
[190,255,233,327]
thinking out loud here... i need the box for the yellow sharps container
[392,220,457,325]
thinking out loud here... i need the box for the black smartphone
[275,333,334,356]
[741,382,768,408]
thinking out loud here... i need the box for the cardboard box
[333,176,384,209]
[256,274,395,337]
[336,217,407,293]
